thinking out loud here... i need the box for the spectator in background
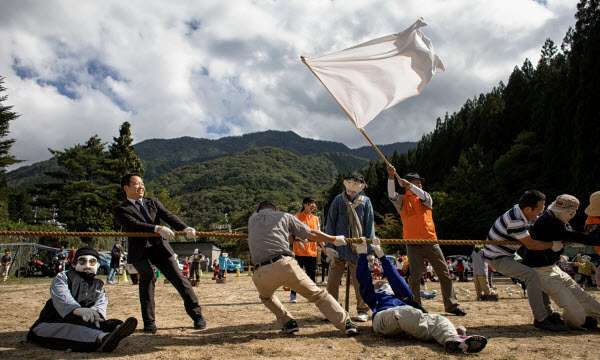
[182,257,190,279]
[2,249,12,282]
[574,255,596,288]
[58,245,68,272]
[189,249,203,281]
[217,252,232,280]
[67,246,76,270]
[387,165,465,316]
[471,245,497,301]
[106,242,122,285]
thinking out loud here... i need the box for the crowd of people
[16,170,600,354]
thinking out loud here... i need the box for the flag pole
[301,56,403,182]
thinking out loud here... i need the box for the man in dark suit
[113,173,205,333]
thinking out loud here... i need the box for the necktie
[135,200,153,224]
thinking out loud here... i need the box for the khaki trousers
[373,306,457,345]
[535,265,600,328]
[474,275,492,298]
[487,256,552,322]
[407,244,459,312]
[252,256,349,330]
[326,257,369,314]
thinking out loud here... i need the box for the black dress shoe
[449,308,467,316]
[194,316,207,330]
[143,322,158,333]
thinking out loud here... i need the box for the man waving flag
[302,18,444,130]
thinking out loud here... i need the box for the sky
[0,0,579,170]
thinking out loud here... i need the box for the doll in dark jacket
[27,247,137,353]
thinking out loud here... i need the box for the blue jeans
[107,267,119,282]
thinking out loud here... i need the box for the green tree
[33,136,115,234]
[0,76,21,175]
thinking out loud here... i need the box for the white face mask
[344,179,365,198]
[556,210,576,223]
[74,255,99,274]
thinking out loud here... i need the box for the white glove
[325,248,339,263]
[552,241,564,252]
[73,307,100,326]
[353,237,368,254]
[184,227,197,239]
[371,237,385,258]
[157,226,175,240]
[333,235,347,246]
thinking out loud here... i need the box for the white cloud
[0,0,580,169]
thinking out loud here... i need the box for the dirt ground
[0,273,598,360]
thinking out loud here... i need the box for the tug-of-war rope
[0,231,520,246]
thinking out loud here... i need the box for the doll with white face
[74,254,100,275]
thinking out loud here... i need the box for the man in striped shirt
[482,190,568,332]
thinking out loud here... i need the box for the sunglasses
[77,258,97,265]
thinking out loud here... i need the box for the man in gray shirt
[248,201,359,336]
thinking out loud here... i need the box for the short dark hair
[121,173,142,188]
[519,190,546,210]
[302,197,316,205]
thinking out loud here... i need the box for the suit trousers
[252,256,349,330]
[134,244,202,324]
[407,244,459,312]
[326,257,370,315]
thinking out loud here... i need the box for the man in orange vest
[290,197,325,303]
[387,165,465,316]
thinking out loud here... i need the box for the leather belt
[254,254,290,269]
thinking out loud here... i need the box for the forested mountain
[6,130,416,186]
[331,0,600,256]
[135,130,415,180]
[147,146,368,229]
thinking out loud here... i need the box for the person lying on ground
[355,238,487,354]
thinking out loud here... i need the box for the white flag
[303,18,444,129]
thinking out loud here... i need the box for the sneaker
[101,317,138,352]
[445,335,487,353]
[449,308,467,316]
[482,294,499,301]
[281,319,299,334]
[583,316,598,330]
[533,317,569,332]
[345,320,359,336]
[455,326,467,336]
[356,313,369,322]
[290,293,297,303]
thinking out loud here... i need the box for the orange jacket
[293,212,319,257]
[585,216,600,255]
[400,191,437,240]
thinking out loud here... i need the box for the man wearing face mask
[483,190,567,332]
[386,165,466,316]
[354,239,487,353]
[325,172,374,322]
[27,247,137,353]
[523,194,600,330]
